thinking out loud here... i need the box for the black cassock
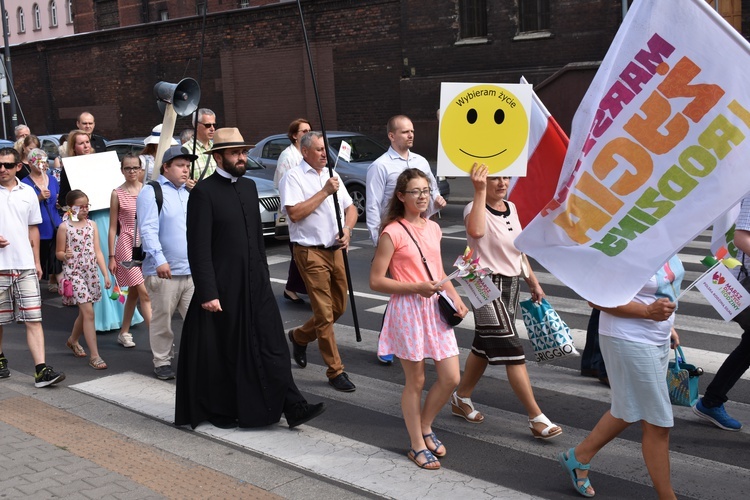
[175,173,305,428]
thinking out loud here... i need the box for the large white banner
[515,0,750,307]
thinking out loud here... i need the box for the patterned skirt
[471,274,526,365]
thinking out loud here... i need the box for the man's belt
[294,243,341,251]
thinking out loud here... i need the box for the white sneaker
[117,332,136,348]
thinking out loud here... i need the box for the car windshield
[328,136,386,163]
[246,156,264,170]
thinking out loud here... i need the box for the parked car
[249,131,450,221]
[243,165,281,238]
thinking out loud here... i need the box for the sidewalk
[0,375,371,499]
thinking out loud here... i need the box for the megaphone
[154,78,200,117]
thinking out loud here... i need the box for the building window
[67,0,73,24]
[33,3,41,30]
[519,0,550,33]
[459,0,487,39]
[17,7,25,33]
[49,1,57,27]
[196,2,207,16]
[159,10,168,21]
[239,0,250,7]
[95,0,119,29]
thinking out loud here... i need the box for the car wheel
[348,185,366,222]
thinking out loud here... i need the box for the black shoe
[0,356,9,379]
[329,372,356,392]
[286,402,326,429]
[283,290,305,304]
[34,366,65,388]
[580,368,600,378]
[288,330,307,368]
[209,416,238,429]
[598,376,610,387]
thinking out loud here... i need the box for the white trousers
[144,275,194,368]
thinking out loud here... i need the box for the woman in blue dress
[60,129,143,332]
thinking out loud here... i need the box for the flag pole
[296,0,361,342]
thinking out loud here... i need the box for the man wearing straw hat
[175,128,325,429]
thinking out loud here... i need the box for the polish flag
[507,77,569,228]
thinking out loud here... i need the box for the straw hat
[205,128,253,153]
[144,124,179,146]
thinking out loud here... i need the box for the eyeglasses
[122,167,141,172]
[225,149,249,157]
[403,188,432,198]
[200,123,216,129]
[0,162,18,170]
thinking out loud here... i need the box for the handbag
[396,221,462,327]
[131,213,146,262]
[58,278,73,298]
[520,298,579,362]
[666,345,702,407]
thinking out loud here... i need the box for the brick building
[7,0,750,156]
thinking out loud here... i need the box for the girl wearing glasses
[56,190,111,370]
[107,154,152,349]
[370,168,468,470]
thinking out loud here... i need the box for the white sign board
[437,82,532,177]
[63,151,122,211]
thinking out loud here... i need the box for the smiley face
[440,84,529,174]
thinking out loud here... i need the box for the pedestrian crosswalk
[70,231,749,499]
[72,318,750,499]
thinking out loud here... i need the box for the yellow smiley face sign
[438,83,532,177]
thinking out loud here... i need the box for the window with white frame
[67,0,73,24]
[17,7,25,33]
[50,1,57,27]
[33,3,41,30]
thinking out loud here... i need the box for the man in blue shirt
[136,145,196,380]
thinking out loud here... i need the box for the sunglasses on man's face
[0,162,18,170]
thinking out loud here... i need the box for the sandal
[558,447,594,497]
[66,339,87,358]
[89,356,108,370]
[407,448,440,470]
[529,413,563,440]
[422,431,446,457]
[450,391,484,423]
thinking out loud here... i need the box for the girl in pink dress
[370,168,468,470]
[56,190,110,370]
[107,154,152,349]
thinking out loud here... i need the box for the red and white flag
[508,77,569,228]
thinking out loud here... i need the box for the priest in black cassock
[174,128,325,429]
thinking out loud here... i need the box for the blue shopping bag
[520,298,579,362]
[667,346,701,407]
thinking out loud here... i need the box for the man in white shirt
[0,147,65,387]
[366,115,446,245]
[280,132,358,392]
[365,115,446,364]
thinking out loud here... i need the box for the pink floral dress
[62,219,102,306]
[377,219,459,362]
